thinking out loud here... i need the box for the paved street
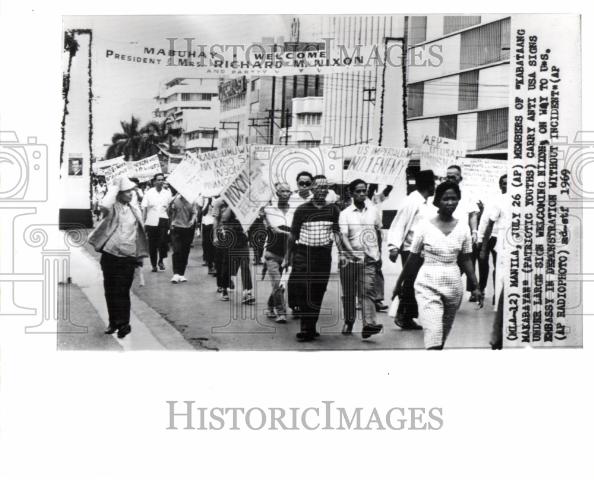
[59,231,497,351]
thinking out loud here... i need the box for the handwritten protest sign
[127,155,162,180]
[457,157,508,204]
[167,146,248,202]
[93,157,128,184]
[343,145,411,186]
[92,156,124,174]
[250,145,344,189]
[221,159,273,227]
[419,135,466,177]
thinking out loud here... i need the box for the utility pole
[219,121,240,146]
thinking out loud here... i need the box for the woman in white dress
[394,181,483,350]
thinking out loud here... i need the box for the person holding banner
[262,182,293,323]
[142,173,172,272]
[338,179,384,339]
[168,191,200,284]
[394,181,483,350]
[387,170,436,330]
[284,175,341,342]
[88,176,149,339]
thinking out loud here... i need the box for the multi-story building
[279,96,323,147]
[218,37,324,148]
[219,74,324,148]
[297,15,405,147]
[406,15,510,159]
[153,77,220,153]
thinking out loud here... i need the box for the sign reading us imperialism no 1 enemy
[419,135,467,178]
[343,145,412,186]
[167,146,248,202]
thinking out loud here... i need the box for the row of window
[408,71,480,118]
[221,93,247,112]
[186,130,219,141]
[433,107,508,150]
[408,15,492,45]
[409,17,510,67]
[297,113,322,125]
[180,92,217,101]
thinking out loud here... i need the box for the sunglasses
[298,181,312,187]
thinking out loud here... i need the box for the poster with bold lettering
[419,135,466,177]
[343,145,411,186]
[221,159,273,227]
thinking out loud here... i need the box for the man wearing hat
[387,169,436,330]
[89,176,149,339]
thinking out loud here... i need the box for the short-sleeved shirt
[339,203,381,260]
[291,201,340,248]
[410,219,473,265]
[264,204,293,257]
[169,195,198,228]
[141,187,172,226]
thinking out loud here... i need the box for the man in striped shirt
[284,175,341,342]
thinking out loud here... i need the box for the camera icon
[555,131,594,206]
[252,143,344,196]
[0,131,48,202]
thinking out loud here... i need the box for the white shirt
[141,187,172,226]
[387,190,432,252]
[264,204,294,230]
[452,189,479,221]
[339,203,381,261]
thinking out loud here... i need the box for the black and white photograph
[0,4,591,480]
[54,14,582,351]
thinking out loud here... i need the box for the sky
[62,15,301,157]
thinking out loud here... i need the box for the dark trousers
[145,218,169,267]
[465,243,479,291]
[100,253,137,331]
[478,236,498,291]
[289,245,332,337]
[171,226,194,275]
[216,244,252,291]
[201,224,216,266]
[397,250,419,321]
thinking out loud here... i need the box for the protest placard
[343,145,411,186]
[127,155,162,180]
[92,156,124,174]
[93,157,128,184]
[419,135,466,177]
[250,145,344,189]
[456,157,507,204]
[167,147,248,202]
[221,159,273,227]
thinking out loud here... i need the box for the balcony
[291,96,323,115]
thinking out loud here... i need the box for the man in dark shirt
[284,175,341,342]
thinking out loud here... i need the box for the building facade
[406,15,510,159]
[279,96,323,147]
[153,77,220,153]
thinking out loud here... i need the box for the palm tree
[138,119,181,157]
[105,116,142,160]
